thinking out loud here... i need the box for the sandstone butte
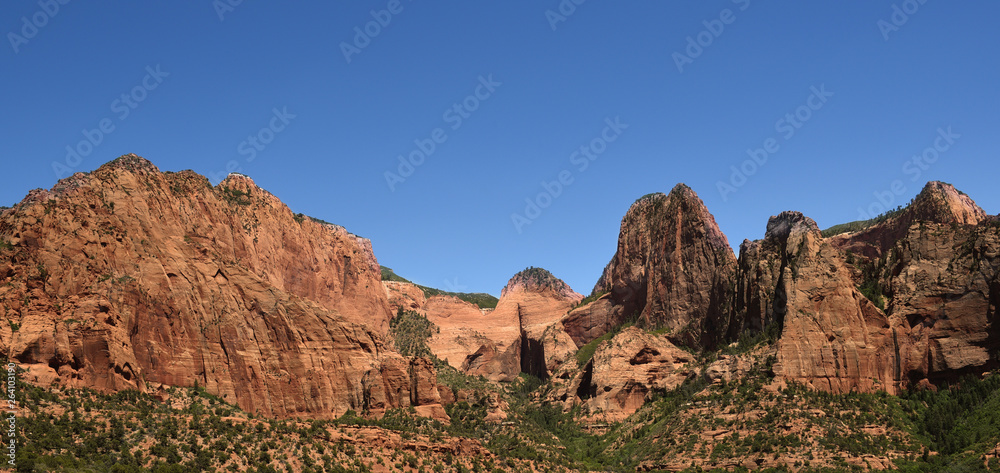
[0,154,450,421]
[2,154,998,425]
[383,267,583,383]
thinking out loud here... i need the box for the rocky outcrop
[550,327,693,421]
[561,293,620,348]
[886,219,1000,384]
[424,295,498,371]
[383,281,426,312]
[819,182,999,388]
[736,211,904,393]
[0,154,442,419]
[828,181,988,259]
[594,185,738,350]
[735,189,1000,394]
[470,268,582,381]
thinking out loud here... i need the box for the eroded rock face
[478,268,582,381]
[750,212,904,394]
[383,281,426,312]
[828,181,988,259]
[381,271,582,382]
[561,294,621,348]
[0,154,441,419]
[424,295,498,371]
[736,184,1000,394]
[594,185,738,350]
[887,220,1000,384]
[817,182,999,389]
[550,327,693,421]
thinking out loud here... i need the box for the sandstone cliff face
[383,281,426,312]
[734,182,999,393]
[381,281,501,372]
[829,181,988,259]
[381,271,583,382]
[424,295,498,371]
[472,268,582,381]
[749,212,904,393]
[550,327,693,421]
[886,219,1000,384]
[824,182,998,387]
[594,184,738,350]
[0,154,441,419]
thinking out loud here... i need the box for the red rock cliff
[0,154,441,419]
[592,184,738,350]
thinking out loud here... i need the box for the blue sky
[2,2,998,297]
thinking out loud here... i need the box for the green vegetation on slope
[12,343,1000,473]
[380,266,499,309]
[389,308,436,358]
[821,205,909,238]
[510,266,563,291]
[572,291,606,310]
[416,285,499,310]
[380,266,411,283]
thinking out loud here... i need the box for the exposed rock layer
[550,327,693,421]
[594,185,739,350]
[383,269,582,382]
[0,155,443,419]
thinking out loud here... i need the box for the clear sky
[2,2,998,297]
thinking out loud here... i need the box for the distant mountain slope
[380,265,499,309]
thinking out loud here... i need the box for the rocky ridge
[0,154,446,420]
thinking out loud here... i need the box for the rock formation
[383,268,583,382]
[382,281,498,372]
[743,211,903,393]
[4,156,997,428]
[738,182,999,393]
[550,327,694,421]
[592,184,739,350]
[0,154,446,419]
[469,268,582,381]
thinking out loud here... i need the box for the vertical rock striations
[0,154,442,419]
[590,184,738,350]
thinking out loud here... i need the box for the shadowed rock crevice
[518,331,548,380]
[576,360,596,400]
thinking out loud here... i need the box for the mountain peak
[908,181,986,225]
[96,153,160,175]
[765,211,820,242]
[501,266,579,299]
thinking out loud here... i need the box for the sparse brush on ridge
[381,266,499,309]
[822,204,909,237]
[572,290,607,310]
[509,266,564,291]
